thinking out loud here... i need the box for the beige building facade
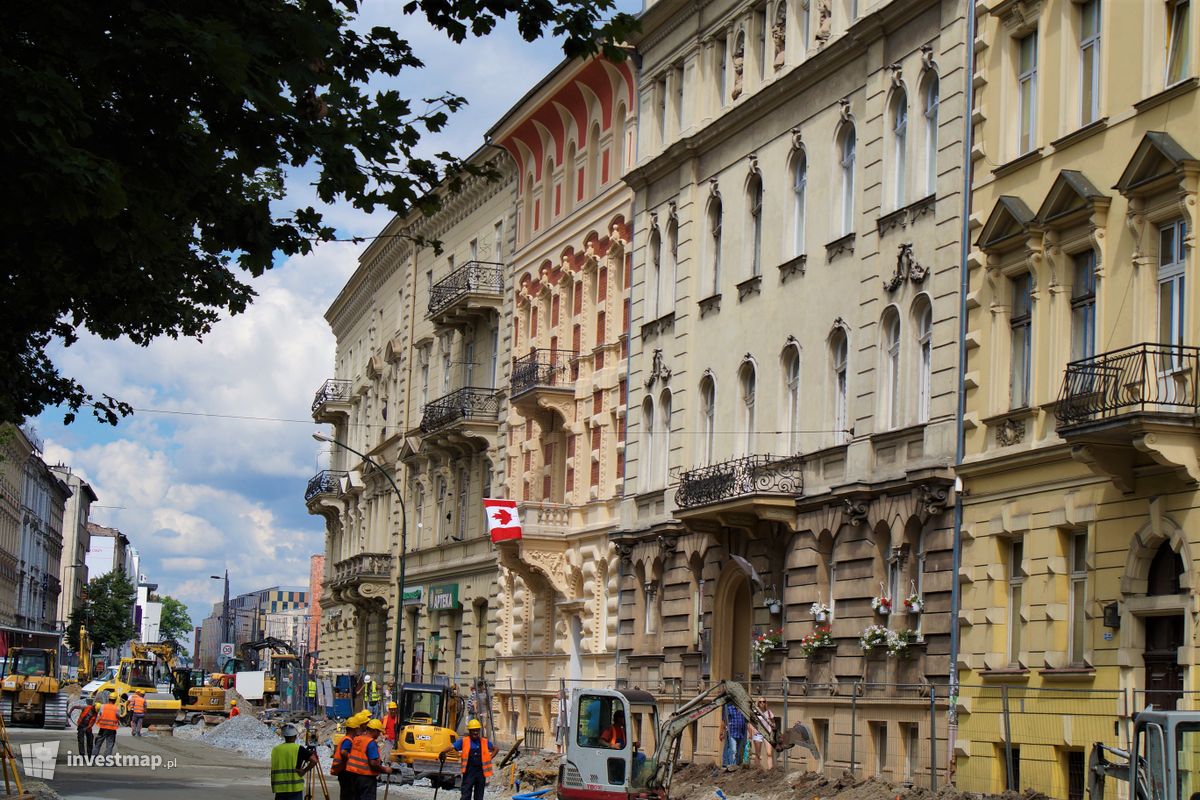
[956,0,1200,794]
[308,149,516,684]
[0,425,33,628]
[618,0,967,776]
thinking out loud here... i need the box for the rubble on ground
[20,778,61,799]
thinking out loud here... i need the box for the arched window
[707,197,723,295]
[648,227,662,318]
[891,88,908,208]
[923,74,940,197]
[881,308,901,429]
[664,216,678,315]
[641,398,655,493]
[839,124,856,235]
[542,157,554,228]
[783,345,802,453]
[700,376,716,464]
[748,175,764,276]
[831,329,849,444]
[524,172,535,239]
[587,123,601,198]
[614,102,628,177]
[659,390,672,486]
[565,140,577,213]
[792,150,808,257]
[915,296,933,423]
[739,362,757,454]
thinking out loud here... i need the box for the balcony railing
[305,470,348,502]
[511,349,578,397]
[420,387,500,433]
[1056,343,1200,429]
[311,379,351,414]
[332,552,392,582]
[675,454,804,511]
[428,261,505,318]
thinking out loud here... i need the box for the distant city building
[0,425,33,630]
[14,430,70,649]
[137,581,162,642]
[49,465,97,630]
[197,585,310,671]
[84,523,131,580]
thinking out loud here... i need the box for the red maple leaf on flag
[492,508,513,526]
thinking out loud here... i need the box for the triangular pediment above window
[1034,170,1109,227]
[976,196,1035,253]
[1115,131,1199,197]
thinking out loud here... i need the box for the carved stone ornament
[616,542,634,566]
[610,223,628,249]
[772,4,787,69]
[838,97,853,123]
[791,126,803,153]
[920,44,936,72]
[919,483,950,516]
[731,33,745,100]
[996,417,1026,447]
[748,152,760,176]
[844,498,869,526]
[657,533,679,554]
[644,348,673,389]
[815,0,831,43]
[889,63,903,88]
[884,242,930,292]
[709,177,721,200]
[648,211,659,232]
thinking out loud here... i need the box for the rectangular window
[656,76,668,144]
[1069,531,1088,666]
[494,221,504,262]
[872,722,887,777]
[1071,251,1097,363]
[1079,0,1101,125]
[717,39,728,106]
[674,65,685,130]
[1010,273,1033,408]
[1159,220,1187,353]
[469,239,478,262]
[1008,540,1025,665]
[1067,750,1086,800]
[756,6,768,80]
[1018,33,1038,154]
[457,468,470,539]
[1168,0,1191,85]
[419,347,431,405]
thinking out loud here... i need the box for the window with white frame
[414,483,426,545]
[831,330,849,443]
[1010,273,1033,408]
[641,398,656,492]
[441,340,452,392]
[793,151,808,256]
[469,238,478,262]
[1071,251,1097,363]
[664,217,678,315]
[923,75,939,196]
[1159,220,1187,356]
[1167,0,1191,85]
[756,5,768,80]
[1079,0,1101,125]
[463,333,477,386]
[494,221,504,262]
[1068,531,1088,666]
[739,363,757,454]
[700,376,717,464]
[882,310,901,429]
[840,125,856,235]
[1017,33,1038,154]
[1007,539,1025,665]
[659,390,672,486]
[419,346,431,405]
[489,325,499,387]
[891,88,908,208]
[916,298,933,423]
[784,346,802,453]
[708,198,723,295]
[749,176,764,277]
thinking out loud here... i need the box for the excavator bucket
[778,721,820,761]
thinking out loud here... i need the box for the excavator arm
[239,638,298,670]
[646,681,818,793]
[1088,743,1152,800]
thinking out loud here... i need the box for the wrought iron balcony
[332,552,392,583]
[1056,343,1200,430]
[420,387,500,433]
[305,470,348,502]
[311,379,351,420]
[675,454,804,511]
[428,261,504,324]
[511,349,578,399]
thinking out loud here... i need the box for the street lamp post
[313,432,407,694]
[209,571,230,668]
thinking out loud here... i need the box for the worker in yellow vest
[270,722,316,800]
[345,718,392,799]
[306,676,318,714]
[440,719,492,800]
[358,674,382,717]
[128,689,146,737]
[93,695,120,756]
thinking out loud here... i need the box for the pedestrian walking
[345,718,392,800]
[93,695,120,756]
[719,702,747,769]
[270,722,317,800]
[128,689,146,736]
[440,718,492,800]
[331,712,368,800]
[750,698,775,769]
[75,702,98,757]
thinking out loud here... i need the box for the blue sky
[35,0,641,641]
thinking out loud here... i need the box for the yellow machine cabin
[391,683,463,788]
[0,648,68,729]
[85,657,181,726]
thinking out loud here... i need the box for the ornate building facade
[487,55,637,737]
[617,0,967,776]
[308,149,516,683]
[956,1,1200,794]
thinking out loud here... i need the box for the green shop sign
[402,587,423,606]
[428,583,459,611]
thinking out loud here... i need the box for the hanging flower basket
[810,602,831,622]
[871,596,892,615]
[903,593,924,614]
[859,624,890,653]
[752,628,785,659]
[798,626,834,658]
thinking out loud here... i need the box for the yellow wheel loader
[84,657,181,727]
[0,648,69,729]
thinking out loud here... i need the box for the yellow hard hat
[387,701,397,710]
[367,719,384,731]
[231,700,238,706]
[136,689,145,694]
[347,712,368,727]
[467,719,482,730]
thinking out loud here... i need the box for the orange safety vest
[344,734,376,776]
[128,694,146,714]
[98,704,120,731]
[459,737,493,778]
[229,706,240,717]
[78,706,98,730]
[329,737,352,776]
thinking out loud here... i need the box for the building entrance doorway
[712,566,752,682]
[1144,615,1184,711]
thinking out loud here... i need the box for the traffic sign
[219,642,235,657]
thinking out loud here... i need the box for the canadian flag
[483,499,523,543]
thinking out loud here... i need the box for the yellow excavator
[83,652,182,727]
[222,637,299,706]
[0,648,68,729]
[390,683,465,788]
[132,642,229,721]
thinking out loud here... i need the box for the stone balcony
[427,260,504,327]
[311,379,352,424]
[328,552,393,606]
[674,454,804,527]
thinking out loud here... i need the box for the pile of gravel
[199,714,285,761]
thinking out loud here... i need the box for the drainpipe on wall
[950,0,979,774]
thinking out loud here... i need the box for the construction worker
[345,718,392,799]
[358,674,381,717]
[331,712,368,800]
[128,688,146,737]
[306,675,318,714]
[93,694,120,756]
[270,722,317,800]
[76,702,98,757]
[440,719,492,800]
[383,701,400,744]
[229,699,240,718]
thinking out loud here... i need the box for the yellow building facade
[957,0,1200,794]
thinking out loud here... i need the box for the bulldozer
[390,683,466,788]
[0,648,68,729]
[558,680,818,800]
